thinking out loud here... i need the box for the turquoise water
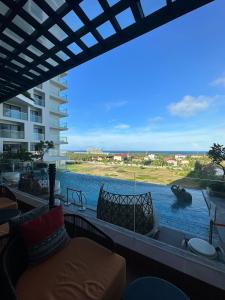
[57,171,211,239]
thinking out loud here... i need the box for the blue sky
[63,0,225,151]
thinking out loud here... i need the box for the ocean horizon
[66,150,207,155]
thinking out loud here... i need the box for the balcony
[33,133,45,141]
[0,129,24,139]
[50,76,67,90]
[49,91,68,103]
[50,121,67,130]
[60,136,68,144]
[3,109,28,121]
[30,115,42,123]
[49,106,68,117]
[33,97,45,107]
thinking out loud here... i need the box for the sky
[63,0,225,152]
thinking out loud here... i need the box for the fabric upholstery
[0,197,18,210]
[16,237,126,300]
[20,206,70,265]
[9,205,48,235]
[0,223,9,236]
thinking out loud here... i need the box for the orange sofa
[1,213,126,300]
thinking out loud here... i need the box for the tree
[34,140,54,161]
[0,149,33,161]
[208,143,225,180]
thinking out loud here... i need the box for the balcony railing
[33,97,45,107]
[3,109,28,121]
[60,136,68,143]
[50,90,68,102]
[33,133,45,140]
[50,106,68,115]
[30,115,42,123]
[0,129,24,139]
[51,76,68,87]
[50,121,67,129]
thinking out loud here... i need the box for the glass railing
[33,132,45,140]
[33,97,45,107]
[51,76,68,87]
[60,136,68,143]
[50,121,67,128]
[30,115,42,123]
[50,106,68,115]
[3,109,28,120]
[0,130,24,139]
[49,89,68,101]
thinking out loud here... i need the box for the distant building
[164,157,177,166]
[146,154,156,160]
[113,154,128,161]
[175,154,187,159]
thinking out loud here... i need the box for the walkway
[202,190,225,248]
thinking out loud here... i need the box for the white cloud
[211,76,225,87]
[114,123,130,129]
[168,95,211,117]
[105,100,128,111]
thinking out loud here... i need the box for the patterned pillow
[9,205,49,235]
[20,206,70,265]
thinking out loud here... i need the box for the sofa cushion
[0,197,18,210]
[20,206,70,265]
[0,223,9,237]
[10,205,48,235]
[16,237,126,300]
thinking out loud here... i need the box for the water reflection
[171,198,192,210]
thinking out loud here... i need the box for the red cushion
[20,206,64,247]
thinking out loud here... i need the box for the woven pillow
[9,205,49,235]
[20,206,70,265]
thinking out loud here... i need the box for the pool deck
[202,190,225,248]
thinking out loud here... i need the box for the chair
[0,185,18,210]
[97,186,158,236]
[1,213,126,300]
[0,185,18,254]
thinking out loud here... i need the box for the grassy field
[66,162,202,188]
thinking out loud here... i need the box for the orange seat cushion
[0,197,18,210]
[16,237,126,300]
[0,223,9,236]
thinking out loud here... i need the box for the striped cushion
[20,206,70,265]
[9,205,49,235]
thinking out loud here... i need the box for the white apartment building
[0,75,68,164]
[0,0,69,166]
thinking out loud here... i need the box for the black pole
[48,163,56,209]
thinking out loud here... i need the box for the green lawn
[66,163,201,188]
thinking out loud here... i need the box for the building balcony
[49,91,68,104]
[33,97,45,107]
[30,115,42,123]
[50,121,68,130]
[60,136,68,144]
[3,109,28,121]
[49,106,68,117]
[50,76,67,91]
[33,133,45,141]
[0,129,24,139]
